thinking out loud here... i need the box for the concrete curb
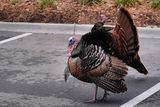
[0,22,159,38]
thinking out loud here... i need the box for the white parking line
[120,82,160,107]
[0,33,32,45]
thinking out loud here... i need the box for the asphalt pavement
[0,23,160,107]
[0,31,22,41]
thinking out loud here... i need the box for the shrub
[115,0,139,6]
[11,0,21,5]
[37,0,56,8]
[152,0,160,8]
[78,0,102,5]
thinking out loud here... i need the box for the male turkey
[64,7,148,102]
[65,36,128,102]
[72,7,148,75]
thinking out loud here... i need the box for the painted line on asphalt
[0,33,32,45]
[120,82,160,107]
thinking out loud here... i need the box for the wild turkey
[72,7,148,75]
[65,36,128,102]
[64,7,148,102]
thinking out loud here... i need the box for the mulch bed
[0,0,160,27]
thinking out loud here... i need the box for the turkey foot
[85,85,98,103]
[100,90,109,101]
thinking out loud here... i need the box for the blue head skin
[68,37,75,46]
[67,36,78,57]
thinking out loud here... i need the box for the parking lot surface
[0,30,160,107]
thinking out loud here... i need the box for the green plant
[37,0,56,8]
[78,0,102,5]
[11,0,21,5]
[115,0,139,6]
[152,0,160,8]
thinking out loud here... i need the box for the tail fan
[112,7,148,74]
[129,56,148,75]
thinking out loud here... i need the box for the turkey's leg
[85,85,98,103]
[101,90,109,101]
[93,85,98,101]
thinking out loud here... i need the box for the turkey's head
[98,14,106,24]
[67,36,79,57]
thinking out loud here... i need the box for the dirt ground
[0,0,160,27]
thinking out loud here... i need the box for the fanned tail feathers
[119,8,139,54]
[113,7,139,56]
[112,7,148,74]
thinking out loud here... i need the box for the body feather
[69,44,128,93]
